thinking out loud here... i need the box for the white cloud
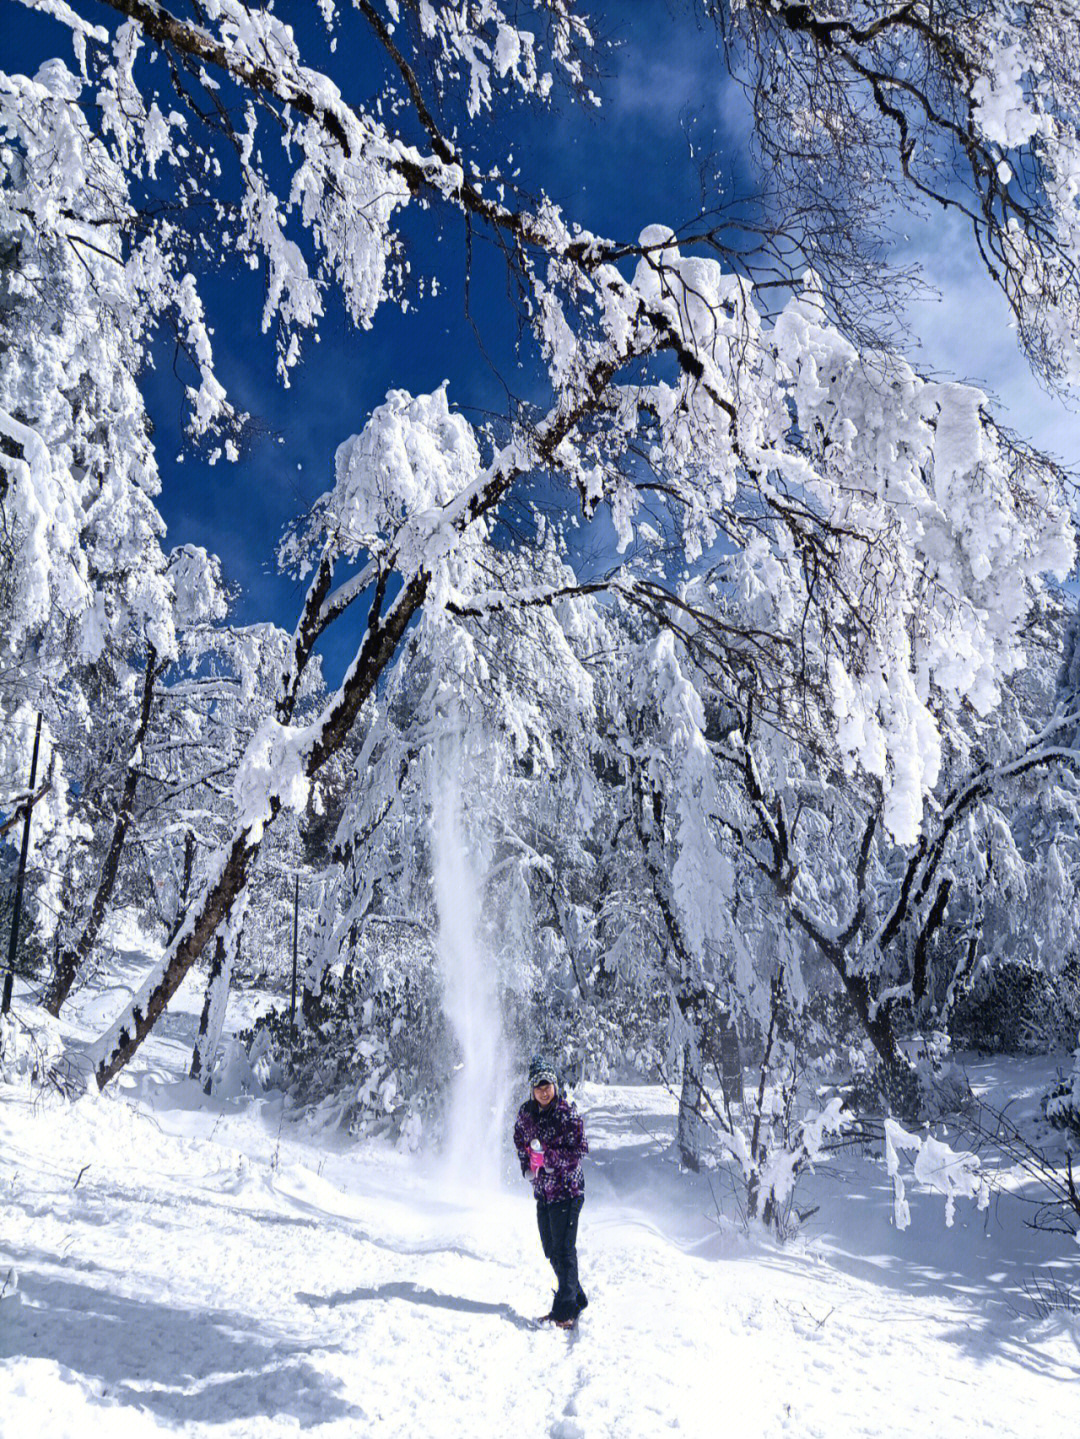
[898,211,1079,472]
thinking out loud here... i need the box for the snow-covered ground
[2,950,1078,1439]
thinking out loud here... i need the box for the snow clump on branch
[884,1120,990,1231]
[329,384,485,601]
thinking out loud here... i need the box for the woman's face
[533,1081,555,1109]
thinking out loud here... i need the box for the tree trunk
[301,877,334,1026]
[716,1009,744,1108]
[835,965,920,1117]
[677,1039,707,1172]
[92,824,259,1088]
[289,873,299,1037]
[190,930,236,1090]
[2,713,42,1015]
[44,652,157,1016]
[166,829,196,948]
[90,570,428,1089]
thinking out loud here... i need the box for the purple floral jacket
[513,1094,588,1204]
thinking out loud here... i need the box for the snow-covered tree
[36,547,230,1014]
[0,53,230,677]
[0,56,234,1010]
[5,3,1078,1093]
[716,1,1080,388]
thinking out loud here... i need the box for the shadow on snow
[297,1280,536,1331]
[1,1245,362,1427]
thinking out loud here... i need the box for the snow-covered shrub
[843,1031,970,1123]
[1044,1043,1080,1140]
[0,1008,63,1090]
[515,980,667,1086]
[745,1096,851,1238]
[241,955,448,1143]
[952,957,1080,1054]
[711,1061,851,1238]
[0,861,48,981]
[670,975,854,1234]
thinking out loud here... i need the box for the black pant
[536,1195,586,1321]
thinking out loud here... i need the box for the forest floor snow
[1,948,1079,1438]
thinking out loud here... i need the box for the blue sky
[8,3,1078,683]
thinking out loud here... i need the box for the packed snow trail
[1,966,1078,1437]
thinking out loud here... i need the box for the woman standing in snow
[513,1054,589,1328]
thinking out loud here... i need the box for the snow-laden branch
[874,709,1080,955]
[86,312,657,1086]
[884,1119,989,1231]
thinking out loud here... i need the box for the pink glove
[528,1147,545,1174]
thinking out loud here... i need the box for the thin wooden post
[289,873,299,1037]
[3,713,43,1014]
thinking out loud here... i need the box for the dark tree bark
[716,1011,744,1109]
[43,651,159,1017]
[2,712,42,1015]
[677,1039,707,1173]
[94,820,264,1088]
[166,829,196,949]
